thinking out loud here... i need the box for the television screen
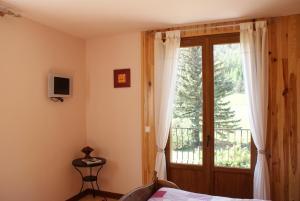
[54,77,70,95]
[48,73,72,97]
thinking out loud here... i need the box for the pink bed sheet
[148,187,267,201]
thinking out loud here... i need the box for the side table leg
[80,180,84,193]
[90,167,96,197]
[90,181,95,197]
[96,166,107,201]
[96,180,107,201]
[74,166,85,193]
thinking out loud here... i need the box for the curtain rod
[178,23,240,33]
[151,18,263,33]
[156,23,241,34]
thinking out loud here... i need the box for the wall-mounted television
[48,73,72,98]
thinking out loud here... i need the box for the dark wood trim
[207,32,240,44]
[206,36,214,194]
[250,137,257,173]
[180,36,205,47]
[209,32,255,174]
[169,163,203,170]
[66,189,124,201]
[180,33,239,47]
[213,167,252,174]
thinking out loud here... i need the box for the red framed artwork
[114,68,131,88]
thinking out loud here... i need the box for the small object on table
[81,157,103,165]
[72,156,107,201]
[81,146,94,158]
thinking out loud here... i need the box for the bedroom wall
[0,17,86,201]
[86,32,142,194]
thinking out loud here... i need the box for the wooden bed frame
[119,172,264,201]
[119,172,179,201]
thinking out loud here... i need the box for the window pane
[213,43,251,169]
[171,46,203,165]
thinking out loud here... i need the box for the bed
[119,172,267,201]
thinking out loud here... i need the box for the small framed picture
[114,68,131,88]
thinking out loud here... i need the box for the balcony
[170,127,251,168]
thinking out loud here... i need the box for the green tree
[172,44,241,149]
[173,47,202,148]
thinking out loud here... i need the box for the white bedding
[148,187,267,201]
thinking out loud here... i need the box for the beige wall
[0,15,142,199]
[86,33,142,194]
[0,17,86,201]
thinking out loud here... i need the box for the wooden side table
[72,157,107,200]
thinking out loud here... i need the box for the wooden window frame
[167,33,256,173]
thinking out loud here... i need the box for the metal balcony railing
[170,127,251,168]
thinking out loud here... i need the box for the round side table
[72,157,107,200]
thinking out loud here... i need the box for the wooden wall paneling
[281,16,290,201]
[269,16,289,201]
[268,17,285,201]
[283,57,290,201]
[268,14,300,201]
[267,17,279,201]
[287,15,300,201]
[141,31,157,184]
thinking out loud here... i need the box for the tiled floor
[80,195,117,201]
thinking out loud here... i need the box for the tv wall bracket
[50,97,64,102]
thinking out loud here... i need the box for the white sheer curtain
[154,30,181,179]
[240,21,270,200]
